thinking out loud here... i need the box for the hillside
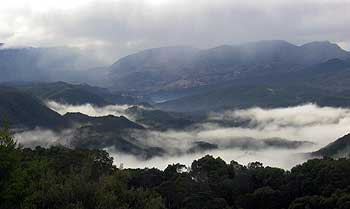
[155,84,350,112]
[0,87,66,129]
[5,82,143,106]
[313,133,350,158]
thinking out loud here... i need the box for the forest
[1,124,350,209]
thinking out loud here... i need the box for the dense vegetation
[2,124,350,209]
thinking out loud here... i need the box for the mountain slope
[155,58,350,112]
[155,84,350,112]
[313,133,350,158]
[0,87,66,129]
[5,82,142,106]
[109,46,199,91]
[298,59,350,92]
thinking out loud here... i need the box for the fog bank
[15,128,73,148]
[16,103,350,170]
[47,101,133,117]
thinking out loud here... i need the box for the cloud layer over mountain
[1,0,349,62]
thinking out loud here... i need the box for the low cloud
[16,103,350,170]
[207,104,350,147]
[15,128,74,148]
[108,148,309,170]
[47,101,133,117]
[115,104,350,169]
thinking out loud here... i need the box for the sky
[1,0,349,63]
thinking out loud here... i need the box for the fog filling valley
[15,102,350,170]
[47,101,134,118]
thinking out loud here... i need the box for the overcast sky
[0,0,349,63]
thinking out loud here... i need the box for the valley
[2,80,350,169]
[1,40,350,169]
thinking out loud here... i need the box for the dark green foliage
[0,147,165,209]
[0,122,20,203]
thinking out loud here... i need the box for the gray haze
[15,103,350,170]
[1,0,349,62]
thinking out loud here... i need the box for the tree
[0,122,16,149]
[0,122,21,209]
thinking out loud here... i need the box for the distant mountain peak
[241,40,297,48]
[301,41,342,49]
[252,39,294,45]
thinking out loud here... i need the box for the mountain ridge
[109,40,350,92]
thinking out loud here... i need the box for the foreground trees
[1,128,350,209]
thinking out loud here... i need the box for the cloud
[206,104,350,147]
[47,101,134,118]
[14,128,74,148]
[1,0,349,62]
[117,104,350,169]
[108,148,309,170]
[23,102,348,169]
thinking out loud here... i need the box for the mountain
[299,41,350,64]
[109,40,350,92]
[109,46,199,91]
[0,87,66,129]
[313,133,350,158]
[5,81,144,106]
[155,58,350,112]
[0,47,105,84]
